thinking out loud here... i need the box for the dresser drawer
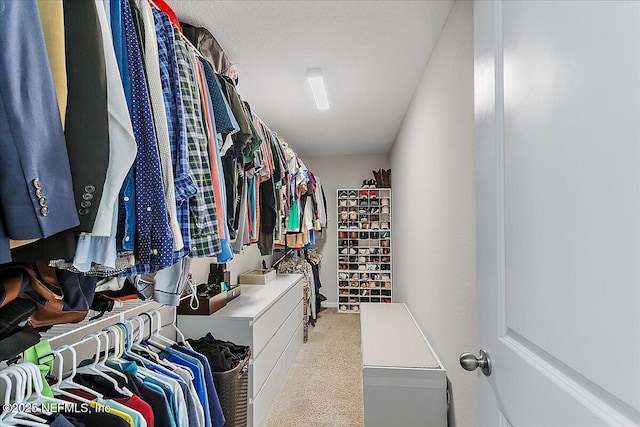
[250,318,303,427]
[251,281,302,358]
[250,300,303,398]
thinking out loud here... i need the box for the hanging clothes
[1,1,329,320]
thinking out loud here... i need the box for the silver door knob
[459,349,492,376]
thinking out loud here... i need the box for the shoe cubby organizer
[337,188,392,313]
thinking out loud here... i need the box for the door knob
[459,349,492,376]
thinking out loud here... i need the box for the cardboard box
[238,269,276,285]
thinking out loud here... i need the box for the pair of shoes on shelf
[361,179,376,189]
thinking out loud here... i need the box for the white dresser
[360,303,447,427]
[178,274,304,427]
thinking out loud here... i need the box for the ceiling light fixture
[306,68,330,110]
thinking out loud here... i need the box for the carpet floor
[264,308,364,427]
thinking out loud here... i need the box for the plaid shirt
[174,31,222,257]
[153,8,196,263]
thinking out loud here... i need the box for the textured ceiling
[167,0,454,156]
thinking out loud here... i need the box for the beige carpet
[265,308,364,427]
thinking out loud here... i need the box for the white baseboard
[321,301,338,308]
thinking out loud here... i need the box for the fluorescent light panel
[306,68,329,110]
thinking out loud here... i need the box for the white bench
[360,303,447,427]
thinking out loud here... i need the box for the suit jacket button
[78,208,90,216]
[39,198,47,207]
[80,200,91,208]
[82,193,93,200]
[40,206,49,216]
[84,185,96,193]
[35,188,44,198]
[33,178,42,189]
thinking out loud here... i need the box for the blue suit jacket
[0,0,79,263]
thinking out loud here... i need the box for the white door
[473,1,640,426]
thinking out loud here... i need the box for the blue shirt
[120,0,174,273]
[110,0,136,252]
[144,375,179,426]
[160,348,223,427]
[169,345,227,427]
[199,58,238,136]
[144,381,177,427]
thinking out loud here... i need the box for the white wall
[390,1,476,426]
[302,154,390,305]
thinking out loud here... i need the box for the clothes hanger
[93,330,132,395]
[0,372,14,427]
[0,364,50,426]
[18,362,69,408]
[150,309,192,349]
[51,344,103,400]
[117,320,149,369]
[145,310,180,350]
[49,349,94,404]
[0,366,26,405]
[75,333,132,397]
[105,323,159,376]
[124,316,181,374]
[127,315,167,366]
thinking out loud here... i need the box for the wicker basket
[212,353,250,427]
